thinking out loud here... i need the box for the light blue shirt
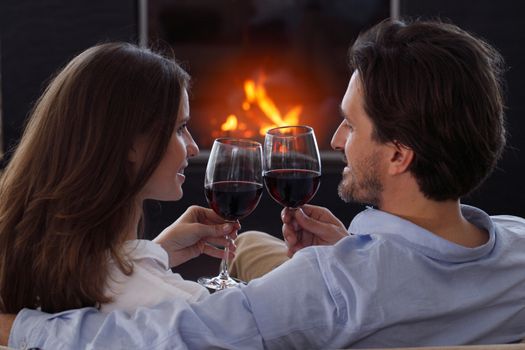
[10,205,525,349]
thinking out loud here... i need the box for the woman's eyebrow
[179,115,190,124]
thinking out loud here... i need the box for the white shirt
[101,239,209,313]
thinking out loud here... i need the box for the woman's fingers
[202,236,237,252]
[200,242,236,260]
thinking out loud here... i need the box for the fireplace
[147,0,391,150]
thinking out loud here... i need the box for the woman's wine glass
[263,125,321,209]
[198,138,263,290]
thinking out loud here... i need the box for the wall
[0,0,138,165]
[400,0,525,217]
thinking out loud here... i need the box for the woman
[0,42,238,313]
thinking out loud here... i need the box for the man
[2,18,525,349]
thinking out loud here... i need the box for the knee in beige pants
[229,231,290,282]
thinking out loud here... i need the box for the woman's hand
[154,205,240,268]
[0,313,15,346]
[281,204,348,257]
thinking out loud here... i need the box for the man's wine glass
[198,138,263,290]
[263,125,321,209]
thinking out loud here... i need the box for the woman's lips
[177,165,187,180]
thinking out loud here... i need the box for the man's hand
[154,206,240,267]
[281,204,348,257]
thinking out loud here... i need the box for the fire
[218,73,303,137]
[221,114,238,131]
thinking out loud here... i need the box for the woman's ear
[387,141,414,175]
[128,147,139,163]
[128,136,146,164]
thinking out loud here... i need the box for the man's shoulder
[293,233,395,276]
[490,214,525,236]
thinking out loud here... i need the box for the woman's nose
[187,134,199,158]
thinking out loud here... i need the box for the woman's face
[134,89,199,201]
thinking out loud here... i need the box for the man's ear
[387,141,414,175]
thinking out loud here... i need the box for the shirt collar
[348,204,496,263]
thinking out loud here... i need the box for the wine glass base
[198,276,243,291]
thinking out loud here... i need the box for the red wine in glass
[205,181,263,221]
[264,169,320,208]
[263,125,321,210]
[198,138,263,291]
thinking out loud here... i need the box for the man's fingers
[301,230,314,247]
[282,224,298,247]
[287,243,303,258]
[281,208,294,224]
[300,205,344,226]
[293,208,329,234]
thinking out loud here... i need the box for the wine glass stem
[219,235,233,280]
[288,207,302,242]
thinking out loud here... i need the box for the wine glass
[263,125,321,209]
[198,138,263,290]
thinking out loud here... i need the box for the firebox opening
[148,0,390,150]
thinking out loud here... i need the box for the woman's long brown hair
[0,42,190,313]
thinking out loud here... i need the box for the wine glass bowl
[198,138,263,290]
[263,126,321,208]
[205,181,263,222]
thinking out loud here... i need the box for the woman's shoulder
[120,239,170,269]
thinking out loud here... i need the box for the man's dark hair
[349,18,506,201]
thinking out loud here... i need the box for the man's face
[330,72,386,207]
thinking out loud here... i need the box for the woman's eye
[177,123,188,134]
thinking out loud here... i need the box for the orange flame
[217,74,303,137]
[221,114,238,131]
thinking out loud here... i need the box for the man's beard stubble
[337,152,383,207]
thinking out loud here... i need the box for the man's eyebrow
[339,106,348,119]
[339,106,355,125]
